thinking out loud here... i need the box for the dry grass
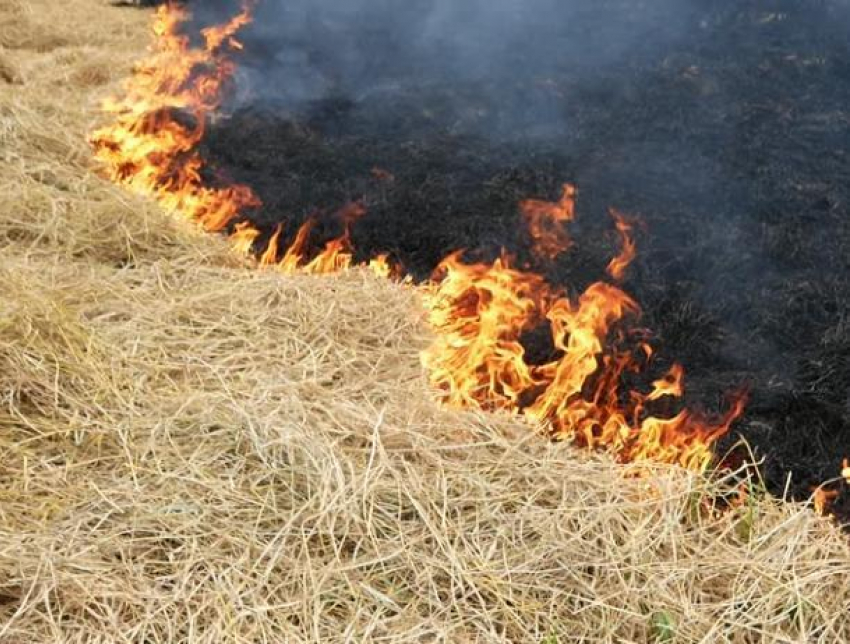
[1,1,849,642]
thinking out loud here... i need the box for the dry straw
[1,1,848,642]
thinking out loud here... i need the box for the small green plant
[540,629,559,644]
[651,611,676,643]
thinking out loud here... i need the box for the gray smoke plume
[212,0,704,139]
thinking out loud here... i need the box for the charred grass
[202,0,850,523]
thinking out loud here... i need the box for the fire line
[90,1,747,473]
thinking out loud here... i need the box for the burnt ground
[193,0,849,519]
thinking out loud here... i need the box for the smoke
[168,0,850,499]
[189,0,849,391]
[201,0,705,139]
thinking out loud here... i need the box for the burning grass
[1,1,849,642]
[90,0,752,473]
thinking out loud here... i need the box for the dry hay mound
[1,1,849,642]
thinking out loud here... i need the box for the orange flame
[304,202,368,274]
[647,365,685,402]
[230,220,261,256]
[423,189,744,471]
[422,252,551,409]
[814,487,840,516]
[267,202,368,275]
[90,2,382,277]
[423,242,745,471]
[260,224,283,267]
[811,460,849,517]
[366,255,391,279]
[90,2,260,233]
[607,208,637,281]
[521,183,576,260]
[91,3,746,474]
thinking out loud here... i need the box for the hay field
[1,1,849,641]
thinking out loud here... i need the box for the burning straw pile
[1,1,849,642]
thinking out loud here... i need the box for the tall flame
[422,252,551,409]
[89,1,374,275]
[423,210,745,471]
[91,2,746,474]
[90,1,260,233]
